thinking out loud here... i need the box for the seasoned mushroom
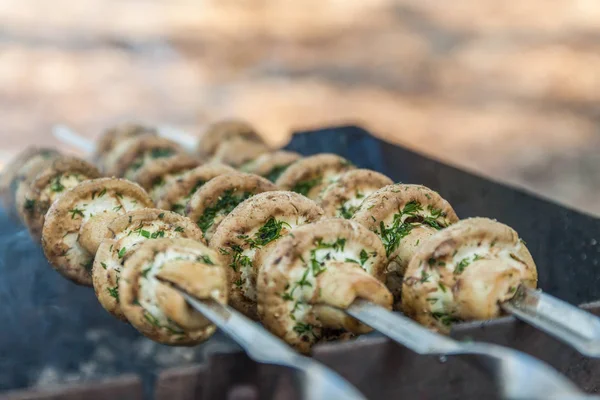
[0,147,59,219]
[210,137,270,168]
[102,134,183,179]
[196,119,264,160]
[18,156,100,240]
[93,209,203,320]
[240,150,302,182]
[120,238,227,345]
[156,164,235,215]
[319,169,393,219]
[257,219,392,353]
[275,154,355,200]
[42,178,153,286]
[94,123,157,167]
[132,156,200,203]
[210,191,324,318]
[185,172,277,241]
[352,184,459,309]
[402,218,537,333]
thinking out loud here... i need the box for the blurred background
[0,0,598,215]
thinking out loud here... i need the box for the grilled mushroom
[102,134,183,179]
[210,191,324,318]
[352,184,459,309]
[196,120,264,160]
[0,147,59,219]
[210,137,270,168]
[18,156,100,240]
[132,156,200,203]
[94,123,157,167]
[185,172,277,241]
[42,178,153,286]
[402,218,537,332]
[119,238,227,345]
[156,164,236,215]
[275,154,355,200]
[93,209,203,320]
[257,219,392,353]
[319,169,393,219]
[240,150,302,182]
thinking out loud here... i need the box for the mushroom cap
[319,169,393,219]
[257,218,390,353]
[210,137,270,168]
[156,163,236,214]
[0,147,59,219]
[275,154,355,200]
[196,119,264,159]
[185,172,277,241]
[18,156,100,240]
[240,150,302,182]
[402,217,537,332]
[94,123,157,165]
[102,134,183,178]
[119,238,227,345]
[210,191,324,319]
[352,184,459,308]
[93,209,203,320]
[42,178,153,286]
[131,155,200,202]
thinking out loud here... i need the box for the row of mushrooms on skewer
[0,121,537,353]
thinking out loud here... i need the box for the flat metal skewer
[346,299,596,400]
[177,290,367,400]
[502,285,600,357]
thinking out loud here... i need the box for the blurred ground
[0,0,598,215]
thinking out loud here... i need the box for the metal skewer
[346,299,596,400]
[502,285,600,357]
[175,289,367,400]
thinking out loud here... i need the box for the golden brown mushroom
[210,137,270,168]
[240,150,302,182]
[131,155,200,203]
[185,172,277,241]
[156,163,236,215]
[42,178,153,286]
[196,119,264,160]
[92,209,203,320]
[0,147,60,220]
[94,123,157,167]
[18,156,100,240]
[102,134,183,179]
[402,218,537,333]
[319,169,393,219]
[119,238,227,345]
[257,219,392,353]
[210,191,324,319]
[352,184,459,309]
[275,154,355,200]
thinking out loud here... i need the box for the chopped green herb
[141,267,151,278]
[107,287,119,301]
[265,165,290,182]
[345,258,359,264]
[197,254,214,265]
[293,322,314,336]
[174,226,185,233]
[118,247,127,258]
[454,258,471,274]
[171,204,185,214]
[150,148,175,158]
[282,292,294,301]
[291,177,322,196]
[189,180,206,196]
[297,268,312,288]
[50,176,65,192]
[98,188,107,198]
[116,192,123,199]
[359,249,369,266]
[197,189,253,233]
[420,270,430,283]
[151,230,165,239]
[69,207,85,219]
[438,282,447,292]
[431,312,460,327]
[113,205,123,212]
[245,217,291,248]
[101,262,107,270]
[158,212,165,219]
[144,311,161,327]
